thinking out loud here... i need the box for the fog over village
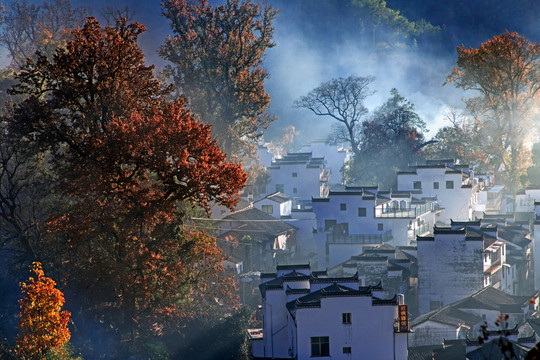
[0,0,539,359]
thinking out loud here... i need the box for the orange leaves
[9,16,245,344]
[446,31,539,188]
[16,262,71,359]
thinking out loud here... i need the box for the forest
[0,0,537,359]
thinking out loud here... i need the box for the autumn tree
[8,18,247,357]
[424,109,489,172]
[294,76,375,158]
[160,0,278,158]
[446,31,540,190]
[16,262,71,359]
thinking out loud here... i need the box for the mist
[260,0,540,147]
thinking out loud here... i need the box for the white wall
[267,163,324,201]
[417,233,484,314]
[284,209,317,254]
[253,197,292,218]
[295,297,406,360]
[397,168,476,223]
[301,141,347,184]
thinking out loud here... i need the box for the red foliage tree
[16,262,71,359]
[8,17,247,350]
[446,31,539,189]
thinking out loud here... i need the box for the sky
[6,0,540,147]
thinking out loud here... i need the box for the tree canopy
[294,75,375,158]
[160,0,278,158]
[0,0,87,69]
[5,17,247,357]
[344,88,427,187]
[446,31,540,190]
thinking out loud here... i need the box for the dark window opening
[311,336,330,357]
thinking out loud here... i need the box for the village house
[266,152,330,208]
[248,264,409,360]
[253,192,293,219]
[300,140,347,184]
[312,186,438,269]
[396,160,481,224]
[417,220,514,315]
[480,215,535,296]
[252,192,318,262]
[410,286,536,347]
[216,207,296,272]
[328,243,419,315]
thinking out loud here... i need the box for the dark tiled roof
[281,270,310,281]
[525,318,540,336]
[310,273,359,284]
[311,270,328,277]
[407,344,442,360]
[286,283,384,316]
[451,219,482,227]
[455,286,528,311]
[466,338,530,360]
[277,264,310,271]
[411,305,483,328]
[218,208,295,242]
[265,192,292,204]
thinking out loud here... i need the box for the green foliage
[344,88,426,188]
[527,143,540,186]
[352,0,440,51]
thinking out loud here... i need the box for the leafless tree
[294,75,375,157]
[0,0,87,69]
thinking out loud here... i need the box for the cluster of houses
[207,141,540,359]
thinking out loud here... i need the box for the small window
[377,223,383,231]
[311,336,330,357]
[413,181,421,190]
[325,219,337,231]
[343,347,351,354]
[433,182,439,189]
[276,184,284,193]
[292,172,298,178]
[293,187,298,194]
[446,180,454,189]
[342,313,351,324]
[340,203,347,211]
[261,205,273,214]
[358,208,367,217]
